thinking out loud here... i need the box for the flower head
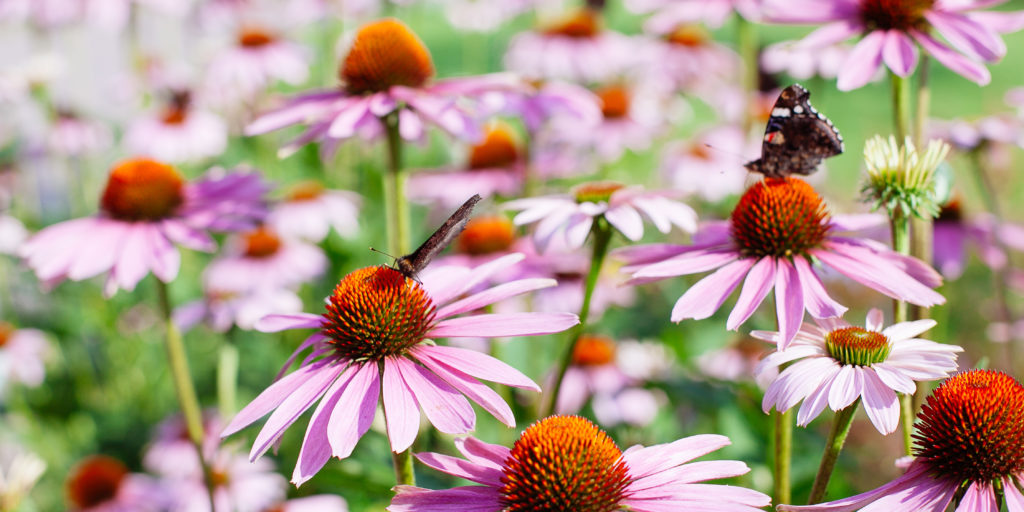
[66,455,168,511]
[267,181,361,243]
[203,225,328,293]
[203,26,310,108]
[389,415,771,511]
[124,90,228,163]
[755,308,962,433]
[221,254,578,485]
[20,159,268,296]
[0,322,50,393]
[765,0,1024,89]
[617,177,945,347]
[779,370,1024,511]
[862,135,949,220]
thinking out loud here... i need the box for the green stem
[392,449,416,486]
[890,212,916,452]
[913,56,930,147]
[736,15,759,134]
[543,218,613,418]
[217,330,239,421]
[155,280,216,510]
[890,72,911,142]
[384,112,411,255]
[773,409,792,506]
[807,399,861,504]
[900,393,914,455]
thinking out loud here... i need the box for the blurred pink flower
[626,0,762,31]
[765,0,1024,90]
[267,181,360,243]
[928,114,1024,152]
[754,308,961,433]
[932,201,1024,279]
[246,18,520,157]
[203,226,327,293]
[20,159,268,296]
[660,125,751,202]
[506,182,698,252]
[124,91,228,163]
[0,213,27,255]
[761,40,856,81]
[0,323,50,392]
[389,416,771,511]
[643,25,740,92]
[66,455,171,512]
[440,0,535,32]
[504,9,646,83]
[222,255,578,485]
[485,80,600,134]
[696,336,775,384]
[203,27,310,108]
[171,449,286,512]
[616,178,944,347]
[174,288,303,333]
[144,412,224,478]
[48,110,112,157]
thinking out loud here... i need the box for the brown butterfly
[745,84,844,178]
[394,194,482,279]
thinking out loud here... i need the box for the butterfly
[394,194,482,279]
[744,84,844,178]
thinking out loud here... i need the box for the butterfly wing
[745,84,844,178]
[396,194,483,278]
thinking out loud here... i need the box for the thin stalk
[543,218,613,418]
[773,409,792,506]
[155,280,216,510]
[736,15,759,134]
[913,56,930,147]
[890,211,916,453]
[909,58,933,325]
[900,393,914,455]
[890,72,911,142]
[217,329,240,421]
[807,399,861,504]
[384,112,411,255]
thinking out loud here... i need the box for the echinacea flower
[124,90,228,163]
[48,109,112,157]
[407,122,525,209]
[203,26,310,109]
[932,199,1024,279]
[221,254,578,485]
[20,158,268,296]
[66,455,170,512]
[779,370,1024,511]
[203,225,327,293]
[439,0,536,32]
[575,83,666,162]
[616,177,945,347]
[660,125,750,202]
[0,322,50,393]
[171,446,287,512]
[266,181,360,243]
[761,40,855,81]
[246,18,521,157]
[754,308,962,433]
[626,0,762,31]
[505,181,698,253]
[764,0,1024,90]
[645,24,741,93]
[388,415,771,511]
[174,287,304,333]
[488,80,601,134]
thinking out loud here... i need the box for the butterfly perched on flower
[394,194,482,279]
[745,84,843,178]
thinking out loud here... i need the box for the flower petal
[670,259,753,322]
[412,345,539,390]
[326,362,379,460]
[774,260,805,349]
[382,359,421,453]
[911,29,991,85]
[395,358,475,434]
[882,30,919,77]
[429,312,578,338]
[256,313,324,332]
[793,257,847,320]
[837,30,886,91]
[726,257,776,330]
[861,371,900,434]
[249,362,344,460]
[222,359,331,437]
[925,10,1005,61]
[436,278,557,319]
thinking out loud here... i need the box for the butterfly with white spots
[745,84,844,178]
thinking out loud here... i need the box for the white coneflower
[862,135,950,220]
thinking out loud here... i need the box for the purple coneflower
[0,322,50,392]
[439,0,536,32]
[626,0,762,31]
[645,24,741,93]
[932,199,1024,279]
[19,158,267,296]
[754,308,961,433]
[505,181,698,252]
[221,254,578,485]
[174,287,303,333]
[780,370,1024,511]
[660,125,750,202]
[203,26,310,108]
[389,415,771,511]
[203,225,327,293]
[124,91,228,164]
[246,18,519,157]
[66,455,170,512]
[616,177,945,347]
[266,181,360,243]
[765,0,1024,90]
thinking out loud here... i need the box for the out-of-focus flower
[576,83,666,162]
[222,255,578,485]
[764,0,1024,90]
[755,308,961,433]
[932,200,1024,279]
[779,370,1024,511]
[0,323,50,394]
[409,122,524,209]
[862,136,949,220]
[506,182,698,252]
[660,125,750,202]
[0,214,26,255]
[124,91,228,163]
[486,80,600,134]
[616,178,945,347]
[504,9,645,83]
[246,18,521,157]
[203,226,327,293]
[48,110,112,157]
[203,27,309,109]
[389,415,771,511]
[66,455,169,512]
[0,444,45,512]
[438,0,535,32]
[646,25,740,92]
[928,114,1024,153]
[761,40,855,81]
[262,495,349,512]
[696,336,774,384]
[143,412,223,479]
[266,181,360,243]
[20,159,268,296]
[174,288,303,333]
[626,0,762,31]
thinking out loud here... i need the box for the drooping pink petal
[726,257,776,330]
[292,366,359,486]
[394,357,475,434]
[327,96,373,138]
[326,362,379,459]
[670,259,753,322]
[388,485,503,512]
[967,10,1024,34]
[795,377,832,426]
[621,434,731,478]
[764,357,838,413]
[412,345,539,390]
[382,359,421,453]
[813,245,945,306]
[837,30,886,90]
[563,212,594,249]
[1002,477,1024,510]
[605,204,645,241]
[882,30,919,77]
[793,257,847,320]
[774,260,805,348]
[256,313,324,332]
[414,452,504,486]
[249,362,344,460]
[66,219,128,280]
[222,359,332,437]
[245,92,344,135]
[861,371,900,434]
[631,249,739,280]
[827,365,862,411]
[423,253,525,306]
[776,463,941,511]
[114,222,157,291]
[958,481,998,511]
[415,355,516,427]
[911,28,991,85]
[925,10,1005,61]
[793,19,863,49]
[613,243,692,268]
[436,278,557,319]
[429,312,579,338]
[871,364,917,394]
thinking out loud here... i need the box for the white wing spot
[771,107,791,117]
[793,105,804,114]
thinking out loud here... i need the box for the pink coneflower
[19,158,268,296]
[203,225,327,293]
[203,27,309,108]
[504,9,645,83]
[487,80,601,134]
[0,322,50,392]
[174,287,303,333]
[577,83,666,162]
[389,415,771,511]
[626,0,762,31]
[0,213,27,255]
[143,412,223,479]
[780,370,1024,511]
[696,336,775,384]
[246,18,520,157]
[266,181,360,243]
[754,308,961,433]
[48,109,112,157]
[761,40,855,81]
[221,254,578,485]
[645,24,741,92]
[764,0,1024,90]
[408,122,524,209]
[616,177,945,347]
[171,448,287,512]
[66,455,169,512]
[505,181,698,253]
[660,125,750,202]
[439,0,535,32]
[124,91,228,163]
[932,199,1024,279]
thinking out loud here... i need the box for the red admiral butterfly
[394,194,482,279]
[745,84,843,178]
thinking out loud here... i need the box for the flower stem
[217,329,239,420]
[913,56,930,148]
[909,58,933,326]
[890,72,912,142]
[543,217,613,418]
[900,393,914,455]
[736,15,758,134]
[392,449,416,486]
[890,212,911,324]
[807,399,860,504]
[773,409,792,506]
[384,112,412,256]
[155,280,216,510]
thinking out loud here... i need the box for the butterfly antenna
[369,247,397,261]
[701,143,756,172]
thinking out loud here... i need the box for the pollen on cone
[66,456,128,509]
[595,86,630,119]
[340,18,434,94]
[456,216,516,255]
[730,177,830,258]
[468,123,521,169]
[544,9,601,38]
